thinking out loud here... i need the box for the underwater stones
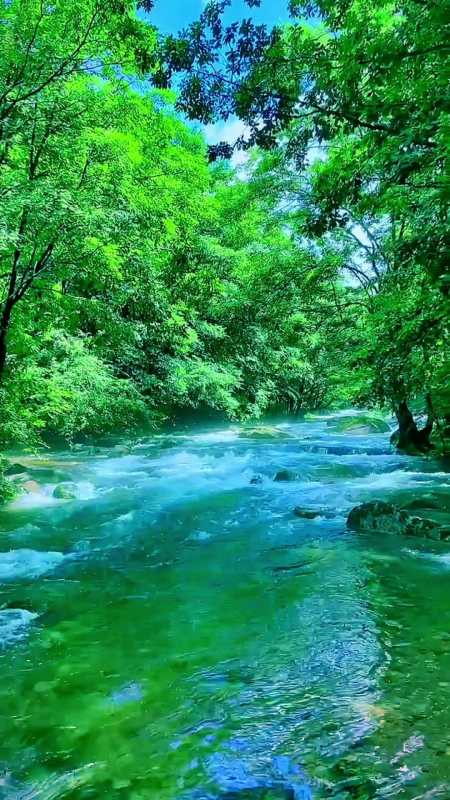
[53,482,78,500]
[347,501,449,540]
[274,469,299,482]
[327,415,391,434]
[250,475,264,485]
[240,426,293,441]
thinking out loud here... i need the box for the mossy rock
[53,483,78,500]
[274,469,299,482]
[315,463,365,480]
[347,500,449,540]
[328,415,390,434]
[390,489,450,513]
[240,426,293,441]
[3,462,28,477]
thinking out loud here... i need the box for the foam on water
[0,608,38,647]
[350,469,450,492]
[0,549,64,581]
[404,548,450,568]
[188,428,241,444]
[10,481,95,510]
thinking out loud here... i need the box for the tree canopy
[0,0,448,477]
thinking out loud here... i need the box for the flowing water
[1,412,450,800]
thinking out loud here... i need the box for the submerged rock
[294,508,320,519]
[53,483,78,500]
[347,501,450,540]
[250,475,264,485]
[274,469,299,482]
[293,507,334,520]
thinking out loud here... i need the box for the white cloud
[204,118,251,168]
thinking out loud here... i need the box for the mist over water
[0,412,449,799]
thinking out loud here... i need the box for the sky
[149,0,288,36]
[147,1,289,162]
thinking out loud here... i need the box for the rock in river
[3,462,28,477]
[327,415,391,434]
[274,469,299,482]
[347,501,450,540]
[53,483,78,500]
[294,507,334,520]
[240,426,293,441]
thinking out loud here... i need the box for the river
[0,411,449,800]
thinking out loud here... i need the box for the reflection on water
[0,412,449,799]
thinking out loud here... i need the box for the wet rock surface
[327,415,391,435]
[293,507,334,520]
[239,427,293,441]
[347,500,450,540]
[274,469,299,482]
[53,483,78,500]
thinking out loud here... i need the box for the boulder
[274,469,299,482]
[240,426,292,441]
[53,483,78,500]
[347,501,450,540]
[3,462,28,477]
[328,415,391,434]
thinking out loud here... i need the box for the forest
[1,4,450,799]
[0,0,448,483]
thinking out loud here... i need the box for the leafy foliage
[0,0,448,473]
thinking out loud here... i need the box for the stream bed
[0,411,450,799]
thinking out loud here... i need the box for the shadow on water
[0,411,449,799]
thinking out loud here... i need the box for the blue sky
[149,0,288,35]
[147,1,289,160]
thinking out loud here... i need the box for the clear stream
[0,412,450,800]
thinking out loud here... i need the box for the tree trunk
[0,298,14,383]
[394,395,435,453]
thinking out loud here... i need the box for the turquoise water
[0,412,450,799]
